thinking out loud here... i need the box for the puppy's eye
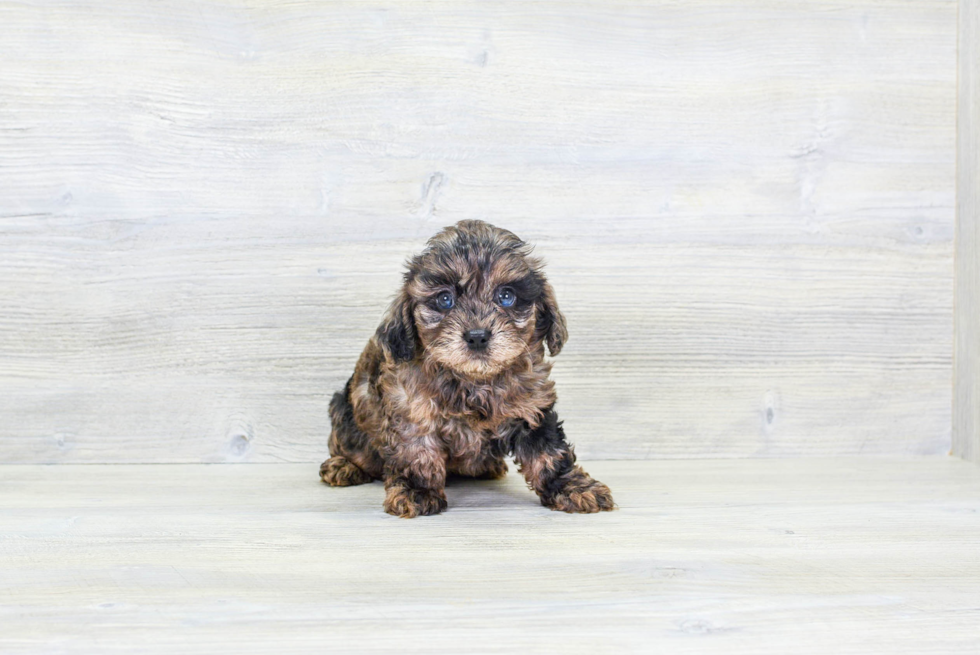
[496,287,517,307]
[436,291,455,310]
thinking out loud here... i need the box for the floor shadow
[444,472,537,508]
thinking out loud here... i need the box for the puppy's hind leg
[320,378,380,487]
[470,457,508,480]
[320,456,373,487]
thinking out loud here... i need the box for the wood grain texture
[955,0,980,464]
[0,0,956,462]
[1,459,979,653]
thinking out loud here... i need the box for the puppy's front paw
[384,486,448,518]
[542,470,615,514]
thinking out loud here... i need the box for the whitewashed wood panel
[1,459,979,653]
[955,0,980,465]
[0,0,955,462]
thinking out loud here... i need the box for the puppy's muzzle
[464,328,491,352]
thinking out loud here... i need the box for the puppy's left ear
[376,289,417,363]
[536,279,568,356]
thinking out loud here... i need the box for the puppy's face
[410,241,541,379]
[377,221,567,379]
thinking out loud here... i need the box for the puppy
[319,220,614,517]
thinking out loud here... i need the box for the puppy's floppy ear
[376,288,417,363]
[535,278,568,356]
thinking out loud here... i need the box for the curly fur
[320,220,614,517]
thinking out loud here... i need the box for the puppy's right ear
[536,278,568,357]
[376,289,417,363]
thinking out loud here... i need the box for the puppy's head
[376,220,567,379]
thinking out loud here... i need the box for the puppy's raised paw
[543,474,615,514]
[384,486,448,518]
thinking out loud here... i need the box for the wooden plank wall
[0,1,955,463]
[955,0,980,464]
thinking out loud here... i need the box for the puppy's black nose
[465,328,490,351]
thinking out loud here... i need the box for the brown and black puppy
[319,220,614,518]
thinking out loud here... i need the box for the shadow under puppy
[320,220,614,517]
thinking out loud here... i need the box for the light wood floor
[2,458,979,654]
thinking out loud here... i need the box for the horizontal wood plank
[1,458,978,653]
[0,0,956,461]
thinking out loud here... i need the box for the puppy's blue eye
[436,292,454,310]
[496,287,516,307]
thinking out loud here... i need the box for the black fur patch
[503,271,545,307]
[534,304,557,349]
[329,377,372,454]
[377,318,415,362]
[511,407,577,498]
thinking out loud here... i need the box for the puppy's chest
[439,417,512,458]
[433,383,530,458]
[431,369,552,426]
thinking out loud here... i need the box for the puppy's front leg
[382,434,448,518]
[513,409,615,513]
